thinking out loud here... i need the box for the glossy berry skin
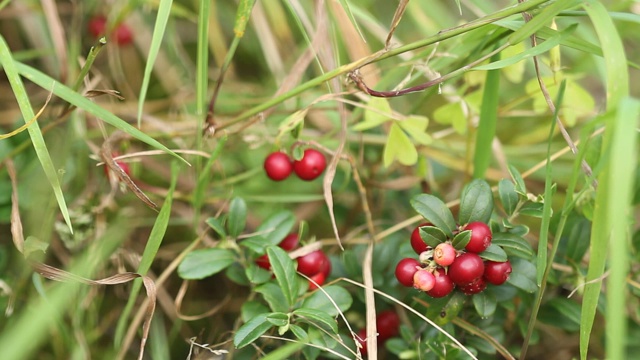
[293,149,326,181]
[279,233,299,251]
[395,258,420,287]
[308,271,326,290]
[264,152,293,181]
[413,269,436,292]
[434,243,456,266]
[376,310,400,341]
[483,260,512,285]
[460,277,487,295]
[255,254,271,270]
[410,223,431,254]
[448,253,485,286]
[427,268,455,298]
[297,250,329,276]
[464,221,492,253]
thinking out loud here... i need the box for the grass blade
[472,51,500,179]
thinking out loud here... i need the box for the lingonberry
[279,233,299,251]
[463,221,492,253]
[264,152,293,181]
[426,268,455,298]
[434,243,456,266]
[293,149,326,181]
[413,269,436,292]
[459,276,487,295]
[395,258,420,287]
[448,252,484,285]
[308,271,326,290]
[113,22,133,45]
[410,223,431,254]
[297,250,329,277]
[255,254,271,270]
[483,260,512,285]
[87,15,133,46]
[376,310,400,341]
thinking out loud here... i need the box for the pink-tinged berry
[264,152,293,181]
[459,277,487,295]
[463,221,492,253]
[413,269,436,292]
[483,260,512,285]
[297,250,329,276]
[376,310,400,341]
[410,223,431,254]
[448,253,485,286]
[395,258,420,287]
[293,149,326,181]
[427,268,455,298]
[434,243,456,266]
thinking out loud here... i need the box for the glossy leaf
[266,312,290,327]
[241,301,269,323]
[519,202,546,218]
[289,324,308,341]
[498,179,519,216]
[410,194,457,237]
[508,165,526,195]
[451,230,471,250]
[205,217,227,238]
[267,246,299,309]
[255,282,289,313]
[479,243,508,262]
[472,291,497,317]
[293,308,338,334]
[256,211,296,246]
[177,248,235,279]
[458,179,494,225]
[491,232,534,259]
[420,226,448,247]
[233,313,272,348]
[227,197,247,238]
[299,285,353,317]
[506,259,537,293]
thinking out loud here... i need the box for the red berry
[448,253,484,285]
[410,223,431,254]
[88,15,107,38]
[308,271,326,290]
[279,233,299,251]
[376,310,400,341]
[297,250,329,276]
[463,221,492,253]
[413,269,436,292]
[256,254,271,270]
[483,260,512,285]
[395,258,420,287]
[114,23,133,45]
[427,268,455,298]
[87,15,132,46]
[459,277,487,295]
[264,152,293,181]
[293,149,326,181]
[356,328,368,355]
[434,243,456,266]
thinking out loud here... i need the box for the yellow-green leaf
[383,123,417,167]
[354,97,393,131]
[398,115,432,145]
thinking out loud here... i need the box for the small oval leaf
[451,230,471,250]
[178,248,235,280]
[419,226,448,247]
[255,282,289,313]
[227,197,247,238]
[233,313,273,348]
[479,243,508,262]
[498,179,519,216]
[257,211,296,246]
[293,308,338,334]
[410,194,457,236]
[300,285,353,317]
[472,291,497,317]
[267,246,299,309]
[458,179,494,225]
[267,312,290,327]
[491,232,535,259]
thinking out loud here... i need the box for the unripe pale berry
[434,243,456,266]
[413,269,436,292]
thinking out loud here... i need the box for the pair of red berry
[396,221,512,297]
[87,15,133,46]
[256,234,331,290]
[355,310,400,356]
[263,149,326,181]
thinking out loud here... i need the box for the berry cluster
[355,310,400,356]
[87,15,133,46]
[263,149,326,181]
[396,222,512,297]
[256,234,331,290]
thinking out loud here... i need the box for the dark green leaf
[245,262,272,284]
[293,308,338,334]
[419,226,448,247]
[458,179,494,225]
[451,230,471,250]
[565,216,592,262]
[233,313,272,348]
[257,211,296,246]
[506,258,538,292]
[266,312,290,327]
[239,237,268,254]
[479,243,508,262]
[241,301,269,323]
[227,197,247,238]
[492,232,534,259]
[433,291,467,326]
[300,285,353,317]
[520,202,546,218]
[508,164,526,195]
[205,217,226,237]
[289,324,308,341]
[267,246,299,309]
[255,282,288,313]
[472,291,497,317]
[177,248,235,279]
[410,194,457,237]
[225,262,250,285]
[498,179,519,216]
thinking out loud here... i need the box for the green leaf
[458,179,494,225]
[266,312,290,327]
[432,291,467,326]
[525,77,595,127]
[267,246,299,309]
[419,226,448,248]
[478,243,508,262]
[519,202,546,218]
[256,210,296,246]
[300,285,353,317]
[491,232,534,260]
[293,308,338,334]
[289,324,308,341]
[508,164,527,195]
[241,301,269,323]
[354,97,393,131]
[227,197,247,238]
[233,313,273,348]
[177,248,235,279]
[245,262,272,285]
[506,259,537,293]
[383,122,418,167]
[255,282,288,313]
[498,179,518,216]
[398,116,432,145]
[410,194,457,237]
[473,50,500,179]
[205,217,227,238]
[277,109,309,140]
[433,101,467,134]
[451,230,471,251]
[472,291,497,317]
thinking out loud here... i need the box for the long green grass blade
[137,0,174,126]
[0,35,73,233]
[196,0,210,118]
[472,52,500,179]
[507,0,580,45]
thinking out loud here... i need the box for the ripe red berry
[113,22,133,45]
[395,258,420,287]
[413,269,436,292]
[483,260,512,285]
[264,152,293,181]
[256,254,271,270]
[434,243,456,266]
[459,277,487,295]
[427,268,455,298]
[410,223,431,254]
[279,233,299,251]
[297,250,329,276]
[356,328,368,355]
[448,253,484,286]
[376,310,400,341]
[87,15,132,46]
[463,221,492,253]
[308,271,326,290]
[293,149,326,181]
